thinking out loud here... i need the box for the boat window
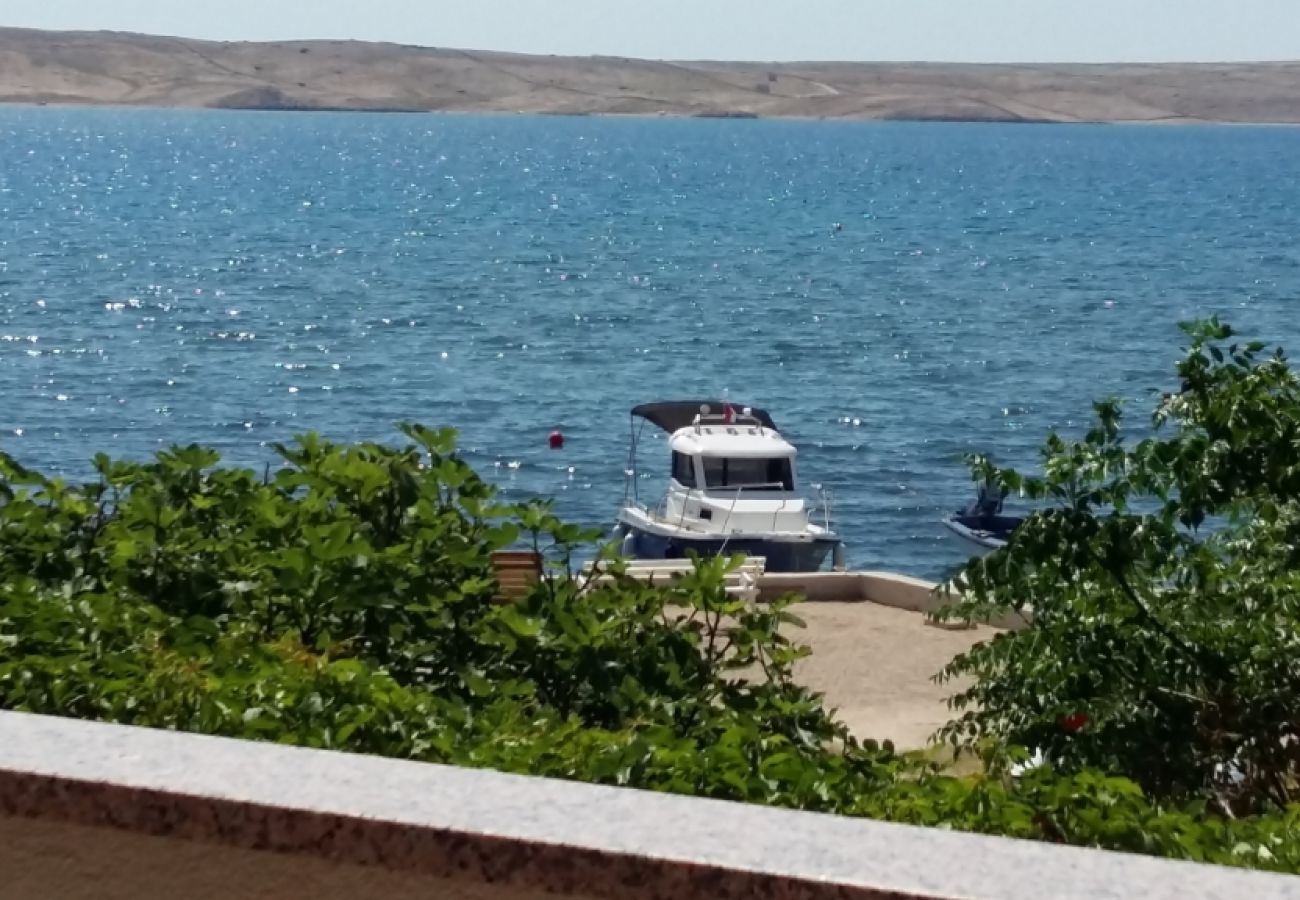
[702,457,793,491]
[671,451,697,487]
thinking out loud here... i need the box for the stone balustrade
[1,710,1292,900]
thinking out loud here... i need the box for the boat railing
[694,412,766,431]
[676,493,690,530]
[817,485,835,534]
[772,496,791,532]
[651,495,695,532]
[715,483,789,535]
[648,484,816,536]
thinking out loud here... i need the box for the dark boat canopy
[631,401,777,434]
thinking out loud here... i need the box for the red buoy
[548,430,565,449]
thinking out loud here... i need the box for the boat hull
[620,527,837,573]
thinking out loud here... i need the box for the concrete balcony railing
[758,569,1033,631]
[1,710,1295,900]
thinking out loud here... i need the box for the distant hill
[2,27,1299,123]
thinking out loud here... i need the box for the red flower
[1060,712,1089,733]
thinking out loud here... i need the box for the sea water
[1,108,1297,578]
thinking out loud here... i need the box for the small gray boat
[942,484,1024,553]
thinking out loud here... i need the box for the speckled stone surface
[2,815,591,900]
[1,711,1298,900]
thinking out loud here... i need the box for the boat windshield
[702,457,794,491]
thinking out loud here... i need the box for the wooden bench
[491,551,543,603]
[582,556,766,602]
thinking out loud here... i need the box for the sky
[6,0,1300,63]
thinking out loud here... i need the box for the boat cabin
[655,406,811,536]
[668,418,798,493]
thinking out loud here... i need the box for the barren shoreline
[2,27,1299,124]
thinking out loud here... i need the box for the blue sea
[1,108,1297,578]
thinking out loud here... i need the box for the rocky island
[1,26,1299,123]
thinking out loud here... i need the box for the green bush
[939,319,1300,819]
[1,409,1298,872]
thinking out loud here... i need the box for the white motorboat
[611,401,844,573]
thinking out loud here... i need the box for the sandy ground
[786,602,986,749]
[2,27,1299,123]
